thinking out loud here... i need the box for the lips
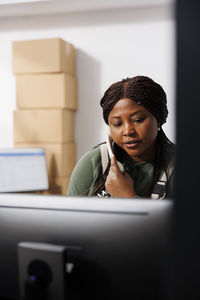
[124,140,141,149]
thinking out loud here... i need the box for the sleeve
[67,146,102,196]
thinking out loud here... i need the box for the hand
[105,155,136,198]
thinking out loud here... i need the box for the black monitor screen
[0,194,173,300]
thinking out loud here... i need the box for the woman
[67,76,175,199]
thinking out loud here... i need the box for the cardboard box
[14,109,75,143]
[15,143,76,178]
[48,176,70,195]
[0,148,48,192]
[13,38,75,75]
[16,73,77,110]
[36,176,70,195]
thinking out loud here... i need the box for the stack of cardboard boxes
[13,38,77,195]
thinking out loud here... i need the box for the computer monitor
[0,194,173,300]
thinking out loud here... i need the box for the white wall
[0,4,175,161]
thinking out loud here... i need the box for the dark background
[173,0,200,299]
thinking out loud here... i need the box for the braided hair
[93,75,173,197]
[100,76,168,125]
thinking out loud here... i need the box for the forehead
[109,98,149,117]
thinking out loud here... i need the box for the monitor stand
[18,242,82,300]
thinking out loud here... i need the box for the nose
[122,122,135,136]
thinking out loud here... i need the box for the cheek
[143,123,158,142]
[138,119,158,140]
[110,128,122,144]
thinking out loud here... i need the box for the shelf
[0,0,173,18]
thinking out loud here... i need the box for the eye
[132,117,145,124]
[112,122,122,127]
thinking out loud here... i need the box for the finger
[124,171,131,178]
[110,155,121,173]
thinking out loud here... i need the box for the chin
[125,149,140,158]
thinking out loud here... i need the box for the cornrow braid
[100,76,168,126]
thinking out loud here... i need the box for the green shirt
[67,143,175,198]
